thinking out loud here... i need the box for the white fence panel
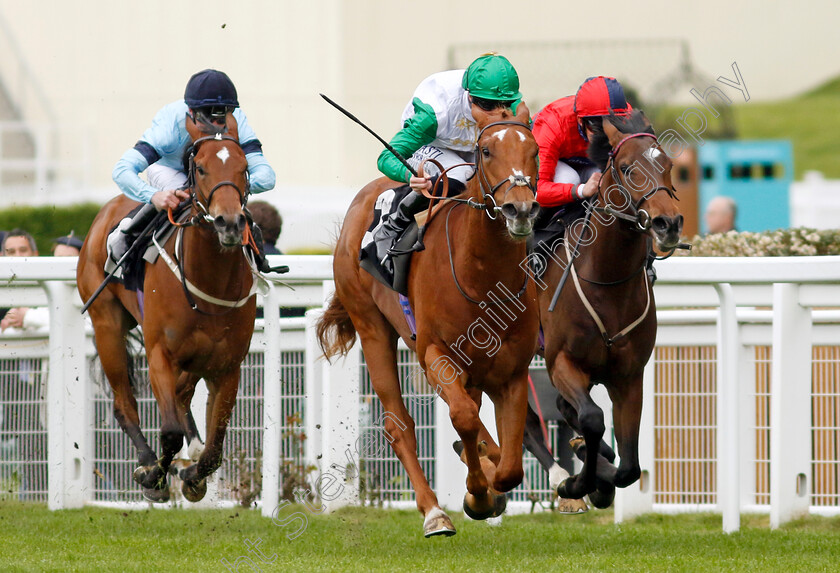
[1,255,839,532]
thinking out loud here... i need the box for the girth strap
[563,238,651,348]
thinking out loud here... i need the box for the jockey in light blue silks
[109,69,275,266]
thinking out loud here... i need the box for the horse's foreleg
[556,396,617,463]
[549,353,603,500]
[143,345,188,494]
[176,372,204,461]
[426,346,503,521]
[467,387,501,466]
[487,371,527,493]
[557,398,618,509]
[605,374,643,488]
[179,368,239,502]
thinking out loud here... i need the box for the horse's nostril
[528,202,541,219]
[652,217,668,232]
[501,203,518,220]
[237,214,247,231]
[214,215,226,229]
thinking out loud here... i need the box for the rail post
[770,283,812,527]
[44,280,90,509]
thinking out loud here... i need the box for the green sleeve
[377,98,438,183]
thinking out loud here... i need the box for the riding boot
[107,203,159,263]
[246,219,289,274]
[249,223,272,273]
[373,190,431,262]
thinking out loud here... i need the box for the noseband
[187,133,249,222]
[595,132,678,232]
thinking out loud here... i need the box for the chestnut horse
[77,114,257,502]
[317,105,540,537]
[535,111,684,505]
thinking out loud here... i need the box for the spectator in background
[1,232,84,332]
[1,230,38,324]
[248,201,283,255]
[704,196,738,234]
[246,201,305,318]
[2,229,38,257]
[0,230,7,251]
[0,229,56,499]
[51,232,84,256]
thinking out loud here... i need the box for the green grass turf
[1,501,840,572]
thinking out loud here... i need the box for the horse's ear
[638,110,655,135]
[225,111,239,140]
[186,112,202,142]
[513,100,531,125]
[602,116,623,147]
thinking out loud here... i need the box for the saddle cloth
[105,206,191,292]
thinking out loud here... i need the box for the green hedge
[0,203,102,254]
[676,228,840,257]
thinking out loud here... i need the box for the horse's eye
[481,147,491,158]
[196,166,206,176]
[620,164,630,175]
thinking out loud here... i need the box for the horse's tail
[316,293,357,360]
[125,328,148,395]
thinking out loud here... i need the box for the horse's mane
[587,110,655,170]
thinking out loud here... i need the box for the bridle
[593,132,678,233]
[154,132,261,315]
[418,120,537,220]
[472,120,537,219]
[445,120,536,304]
[546,130,686,336]
[186,133,250,222]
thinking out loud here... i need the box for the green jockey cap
[462,53,523,101]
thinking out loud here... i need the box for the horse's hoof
[556,497,588,514]
[556,477,583,501]
[588,484,616,509]
[423,507,456,538]
[133,465,153,486]
[491,492,507,517]
[182,478,208,503]
[142,485,170,503]
[463,491,507,520]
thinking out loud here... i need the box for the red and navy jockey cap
[573,76,630,118]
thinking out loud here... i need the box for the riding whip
[319,93,418,178]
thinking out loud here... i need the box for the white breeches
[407,145,475,184]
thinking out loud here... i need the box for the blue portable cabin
[697,140,793,233]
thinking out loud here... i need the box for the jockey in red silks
[532,76,632,209]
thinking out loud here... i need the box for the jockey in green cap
[371,53,525,259]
